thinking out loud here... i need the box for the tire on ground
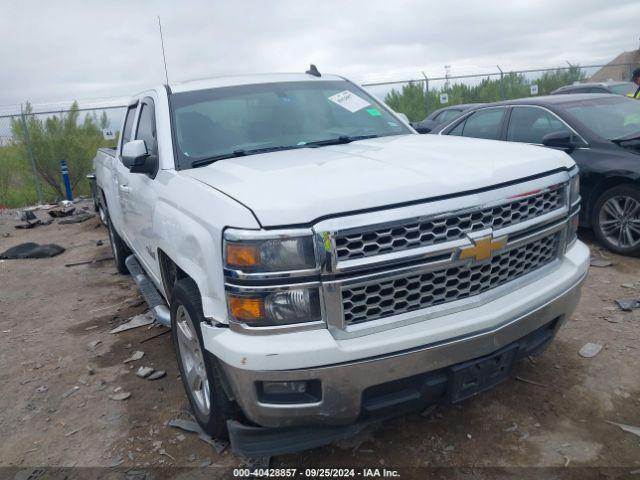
[591,184,640,257]
[170,277,237,438]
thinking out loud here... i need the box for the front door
[124,96,161,278]
[113,104,138,245]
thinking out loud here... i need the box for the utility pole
[20,105,43,205]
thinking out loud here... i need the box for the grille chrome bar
[341,232,560,326]
[335,205,568,274]
[334,185,563,263]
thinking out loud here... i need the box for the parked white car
[93,69,589,456]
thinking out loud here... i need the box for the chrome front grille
[335,187,564,262]
[341,232,560,326]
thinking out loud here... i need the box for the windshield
[562,96,640,140]
[608,82,638,96]
[170,80,411,169]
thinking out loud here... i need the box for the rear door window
[507,106,569,144]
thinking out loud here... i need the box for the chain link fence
[363,62,638,122]
[0,61,638,209]
[0,106,126,209]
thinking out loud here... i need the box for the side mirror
[412,120,437,134]
[542,131,578,151]
[121,140,157,175]
[414,125,433,134]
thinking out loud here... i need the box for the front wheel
[592,185,640,256]
[171,278,236,438]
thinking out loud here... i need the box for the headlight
[569,169,580,205]
[566,168,580,248]
[223,228,323,328]
[227,287,322,326]
[224,229,317,273]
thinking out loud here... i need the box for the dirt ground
[0,201,638,478]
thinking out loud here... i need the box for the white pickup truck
[94,69,589,456]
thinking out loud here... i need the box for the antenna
[157,16,170,85]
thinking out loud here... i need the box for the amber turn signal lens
[226,244,260,267]
[228,295,265,322]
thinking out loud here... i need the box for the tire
[592,184,640,257]
[171,278,236,439]
[106,214,130,274]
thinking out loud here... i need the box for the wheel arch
[158,249,191,304]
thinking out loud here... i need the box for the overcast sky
[1,0,639,111]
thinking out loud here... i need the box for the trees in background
[385,66,587,122]
[8,102,116,202]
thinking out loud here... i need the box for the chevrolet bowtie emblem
[458,233,508,262]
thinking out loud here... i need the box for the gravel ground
[0,202,638,479]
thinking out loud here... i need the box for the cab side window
[135,99,157,156]
[121,105,137,147]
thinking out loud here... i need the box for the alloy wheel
[175,305,211,416]
[598,195,640,249]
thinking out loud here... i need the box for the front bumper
[225,312,569,457]
[220,266,585,430]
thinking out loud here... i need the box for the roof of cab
[169,72,346,94]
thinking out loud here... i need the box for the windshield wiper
[190,145,299,168]
[304,134,379,147]
[190,135,381,168]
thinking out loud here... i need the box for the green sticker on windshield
[366,108,382,117]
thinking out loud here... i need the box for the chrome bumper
[219,272,585,428]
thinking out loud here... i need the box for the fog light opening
[263,381,307,395]
[257,380,321,404]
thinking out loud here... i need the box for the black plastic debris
[0,242,65,259]
[14,209,53,229]
[15,219,53,230]
[168,419,201,434]
[168,418,229,453]
[48,207,75,218]
[59,213,95,225]
[615,298,640,311]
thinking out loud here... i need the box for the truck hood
[181,134,574,227]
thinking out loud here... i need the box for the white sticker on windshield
[328,90,370,113]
